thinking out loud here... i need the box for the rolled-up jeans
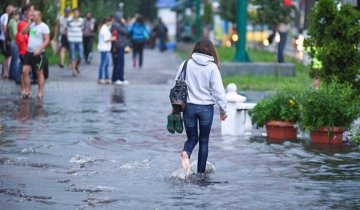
[182,103,214,173]
[69,42,84,62]
[98,51,110,80]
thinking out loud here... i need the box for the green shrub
[249,86,301,127]
[299,79,360,131]
[305,0,360,92]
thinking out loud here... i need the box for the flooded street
[0,50,359,209]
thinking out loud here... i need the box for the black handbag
[169,60,189,113]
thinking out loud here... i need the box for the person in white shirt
[0,5,15,79]
[21,10,50,99]
[174,38,227,174]
[52,7,71,68]
[66,8,84,76]
[97,17,115,84]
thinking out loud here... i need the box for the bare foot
[181,151,190,172]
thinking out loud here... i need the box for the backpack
[130,24,149,41]
[169,60,189,113]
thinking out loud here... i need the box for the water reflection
[111,87,125,104]
[14,98,46,123]
[16,99,31,123]
[34,98,46,118]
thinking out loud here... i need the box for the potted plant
[299,80,360,144]
[249,86,301,141]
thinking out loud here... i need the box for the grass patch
[176,46,312,91]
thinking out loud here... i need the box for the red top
[15,21,29,55]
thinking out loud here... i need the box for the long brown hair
[191,38,219,67]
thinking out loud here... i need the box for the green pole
[233,0,250,62]
[194,0,201,41]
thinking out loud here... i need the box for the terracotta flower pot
[265,121,297,141]
[310,127,345,144]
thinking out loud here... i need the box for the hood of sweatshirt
[191,52,214,66]
[17,21,27,33]
[113,12,123,23]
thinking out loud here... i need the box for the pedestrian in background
[8,9,20,80]
[128,15,150,69]
[175,38,227,174]
[83,11,95,64]
[97,17,115,84]
[53,7,71,68]
[16,4,34,93]
[0,5,15,79]
[15,20,29,95]
[277,23,290,63]
[111,11,129,85]
[67,8,84,76]
[152,18,168,52]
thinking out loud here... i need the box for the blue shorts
[69,42,83,62]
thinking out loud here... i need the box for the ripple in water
[83,136,126,148]
[171,161,216,180]
[119,159,151,170]
[0,188,52,202]
[66,184,118,193]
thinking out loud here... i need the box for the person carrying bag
[168,38,228,174]
[167,59,189,134]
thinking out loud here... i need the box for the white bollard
[221,83,256,136]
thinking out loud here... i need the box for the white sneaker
[122,80,130,85]
[114,80,123,85]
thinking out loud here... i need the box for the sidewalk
[0,49,181,95]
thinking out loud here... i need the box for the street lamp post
[233,0,250,62]
[194,0,201,41]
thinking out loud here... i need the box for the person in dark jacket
[152,18,168,52]
[111,12,129,85]
[128,15,150,69]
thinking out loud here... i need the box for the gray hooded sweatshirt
[174,53,227,114]
[111,12,128,49]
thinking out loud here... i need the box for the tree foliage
[203,2,213,26]
[219,0,295,26]
[1,0,58,33]
[251,0,296,27]
[304,0,360,92]
[79,0,157,22]
[219,0,236,23]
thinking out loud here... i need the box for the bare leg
[75,59,80,74]
[71,60,77,76]
[22,65,31,96]
[60,47,66,66]
[3,57,12,78]
[20,73,25,94]
[36,70,44,98]
[181,151,190,172]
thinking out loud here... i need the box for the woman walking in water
[175,38,227,174]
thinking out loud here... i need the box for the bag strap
[178,59,189,81]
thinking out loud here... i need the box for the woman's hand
[220,113,228,121]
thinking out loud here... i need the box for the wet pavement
[1,49,360,209]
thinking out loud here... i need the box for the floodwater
[1,85,359,210]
